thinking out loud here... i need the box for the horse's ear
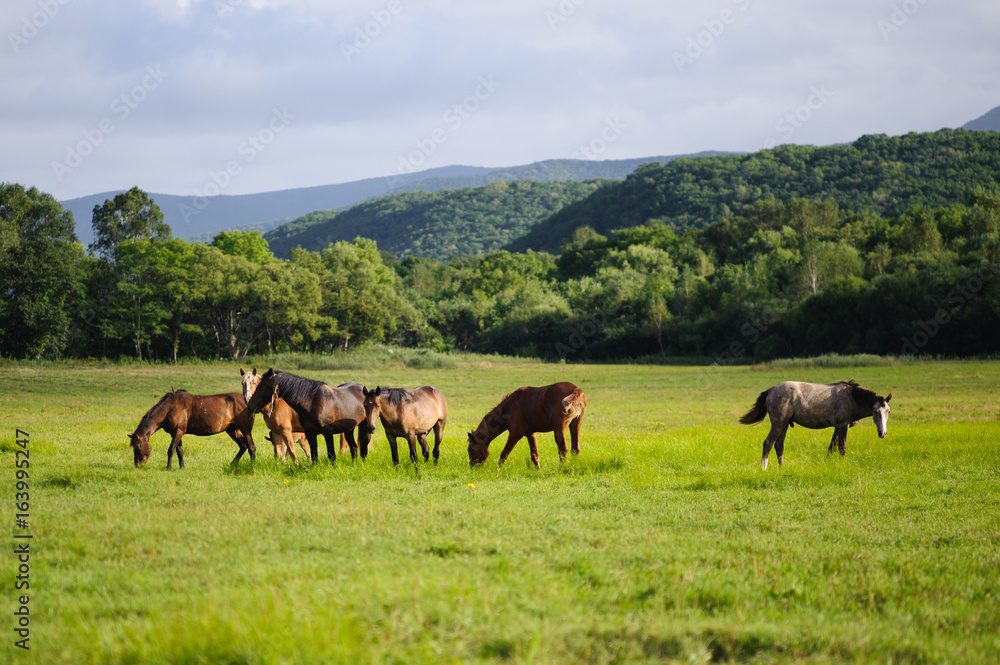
[252,367,257,376]
[362,386,369,396]
[885,393,892,403]
[262,368,274,379]
[374,386,381,396]
[240,367,246,376]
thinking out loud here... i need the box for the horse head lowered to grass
[467,382,586,469]
[245,368,369,464]
[129,390,256,469]
[740,379,892,469]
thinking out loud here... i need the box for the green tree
[0,183,86,358]
[90,186,170,262]
[212,230,274,265]
[105,239,172,359]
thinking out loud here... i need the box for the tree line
[2,180,998,362]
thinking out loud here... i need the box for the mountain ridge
[60,154,720,248]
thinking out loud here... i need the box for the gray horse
[739,380,892,469]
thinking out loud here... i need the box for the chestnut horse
[467,382,586,469]
[740,380,892,469]
[361,385,447,467]
[241,368,310,463]
[129,390,256,469]
[245,368,369,463]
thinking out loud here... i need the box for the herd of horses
[128,368,892,471]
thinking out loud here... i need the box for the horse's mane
[135,390,183,435]
[379,387,413,406]
[839,380,878,409]
[272,370,328,404]
[485,388,523,419]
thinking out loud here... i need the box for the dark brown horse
[245,368,369,463]
[361,385,447,467]
[740,380,892,469]
[129,390,256,468]
[467,382,586,469]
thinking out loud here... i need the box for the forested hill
[63,154,710,250]
[264,179,607,259]
[508,129,1000,253]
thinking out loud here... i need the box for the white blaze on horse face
[873,401,890,438]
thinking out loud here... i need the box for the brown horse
[245,368,369,463]
[241,368,310,463]
[740,380,892,469]
[129,390,256,469]
[361,385,447,467]
[467,382,586,469]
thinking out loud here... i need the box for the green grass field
[1,355,998,664]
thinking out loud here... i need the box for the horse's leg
[569,414,583,456]
[166,431,184,470]
[358,426,371,460]
[553,426,569,463]
[306,433,320,464]
[432,421,444,465]
[245,431,256,461]
[774,428,788,467]
[226,428,248,466]
[297,435,311,461]
[324,432,337,463]
[267,432,282,459]
[526,432,541,470]
[834,426,849,457]
[497,430,522,467]
[405,433,420,466]
[343,429,358,460]
[281,428,299,465]
[175,434,185,469]
[388,435,400,468]
[417,432,430,462]
[761,422,785,470]
[339,432,349,455]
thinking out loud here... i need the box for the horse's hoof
[761,458,768,470]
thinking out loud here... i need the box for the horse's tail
[561,387,586,418]
[739,389,769,425]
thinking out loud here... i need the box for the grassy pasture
[1,356,999,664]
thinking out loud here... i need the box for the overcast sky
[1,0,998,201]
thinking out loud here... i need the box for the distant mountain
[508,129,1000,253]
[962,105,1000,131]
[264,179,607,260]
[60,165,491,250]
[60,154,720,250]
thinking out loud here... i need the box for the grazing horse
[241,368,310,463]
[739,380,892,470]
[245,368,369,463]
[129,390,256,469]
[361,385,447,467]
[467,382,586,469]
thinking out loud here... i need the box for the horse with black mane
[245,368,369,463]
[739,379,892,469]
[361,385,447,467]
[467,382,586,469]
[129,390,256,469]
[241,368,311,463]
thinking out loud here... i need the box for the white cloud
[0,0,996,200]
